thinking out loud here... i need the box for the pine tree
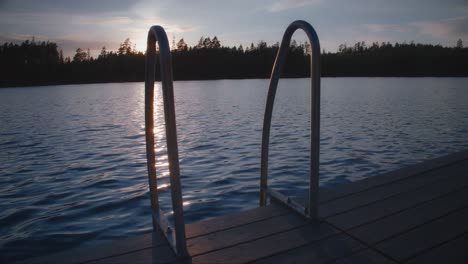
[203,37,212,49]
[118,38,132,55]
[176,38,188,52]
[73,48,87,62]
[59,49,64,64]
[196,37,204,49]
[99,46,107,59]
[211,36,221,49]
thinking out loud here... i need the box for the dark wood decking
[22,150,468,264]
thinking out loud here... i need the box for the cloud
[0,32,109,57]
[0,33,48,43]
[363,23,410,34]
[268,0,321,12]
[71,16,134,26]
[355,16,467,47]
[1,0,135,14]
[162,25,199,34]
[0,2,200,56]
[411,16,468,40]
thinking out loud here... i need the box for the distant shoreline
[2,75,468,89]
[2,39,467,89]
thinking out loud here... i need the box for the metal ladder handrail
[145,25,189,258]
[260,20,321,219]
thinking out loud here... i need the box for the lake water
[1,78,467,262]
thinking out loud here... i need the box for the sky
[0,0,467,57]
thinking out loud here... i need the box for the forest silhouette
[1,37,467,87]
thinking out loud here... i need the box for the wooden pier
[23,150,468,264]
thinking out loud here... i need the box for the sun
[135,37,147,53]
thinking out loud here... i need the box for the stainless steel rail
[145,25,189,258]
[260,20,321,219]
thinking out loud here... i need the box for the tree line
[1,36,467,87]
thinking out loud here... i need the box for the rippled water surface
[1,78,467,262]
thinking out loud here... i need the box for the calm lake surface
[1,78,467,261]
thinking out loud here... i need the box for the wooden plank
[325,171,468,230]
[349,187,468,244]
[318,160,468,218]
[319,150,468,203]
[406,232,468,264]
[187,212,307,256]
[375,207,468,262]
[20,231,167,264]
[332,249,397,264]
[18,151,468,264]
[87,245,176,264]
[251,233,365,264]
[191,223,337,264]
[186,203,288,238]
